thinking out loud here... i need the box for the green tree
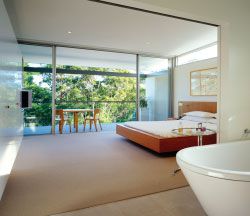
[23,65,139,127]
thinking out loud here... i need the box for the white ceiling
[20,44,137,71]
[5,0,217,57]
[20,44,170,73]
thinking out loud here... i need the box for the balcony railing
[24,101,136,135]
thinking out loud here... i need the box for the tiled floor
[24,122,118,135]
[53,187,206,216]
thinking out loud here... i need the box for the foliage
[139,96,148,108]
[24,66,139,126]
[24,72,52,126]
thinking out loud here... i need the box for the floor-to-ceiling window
[21,44,172,135]
[55,47,137,133]
[139,56,169,121]
[21,44,52,135]
[21,44,139,135]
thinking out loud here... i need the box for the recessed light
[67,31,72,34]
[146,42,151,45]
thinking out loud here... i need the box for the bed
[116,101,217,153]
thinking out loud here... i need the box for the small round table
[171,127,216,174]
[171,127,216,146]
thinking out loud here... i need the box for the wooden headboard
[178,101,217,117]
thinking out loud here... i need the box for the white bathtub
[176,140,250,216]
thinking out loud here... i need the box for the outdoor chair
[83,108,102,132]
[55,109,72,134]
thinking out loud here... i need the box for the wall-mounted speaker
[21,90,32,108]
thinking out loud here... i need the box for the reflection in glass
[139,56,169,121]
[21,45,52,135]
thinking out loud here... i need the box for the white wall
[0,0,22,200]
[174,58,217,117]
[112,0,250,142]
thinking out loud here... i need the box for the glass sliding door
[139,56,169,121]
[21,43,171,135]
[55,47,136,133]
[21,45,52,135]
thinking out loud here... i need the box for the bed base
[116,124,216,153]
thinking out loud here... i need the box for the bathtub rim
[176,141,250,182]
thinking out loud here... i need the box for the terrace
[22,44,169,135]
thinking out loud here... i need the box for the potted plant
[140,96,148,108]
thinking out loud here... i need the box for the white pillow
[206,118,217,124]
[184,111,216,118]
[181,115,210,123]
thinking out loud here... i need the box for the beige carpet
[0,132,187,216]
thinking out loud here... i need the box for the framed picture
[190,67,217,96]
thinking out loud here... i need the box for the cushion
[206,118,217,124]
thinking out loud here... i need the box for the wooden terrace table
[57,109,93,133]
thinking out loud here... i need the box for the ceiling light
[146,42,151,45]
[67,31,72,34]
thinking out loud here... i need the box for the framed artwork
[190,67,217,96]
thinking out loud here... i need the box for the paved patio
[24,123,121,136]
